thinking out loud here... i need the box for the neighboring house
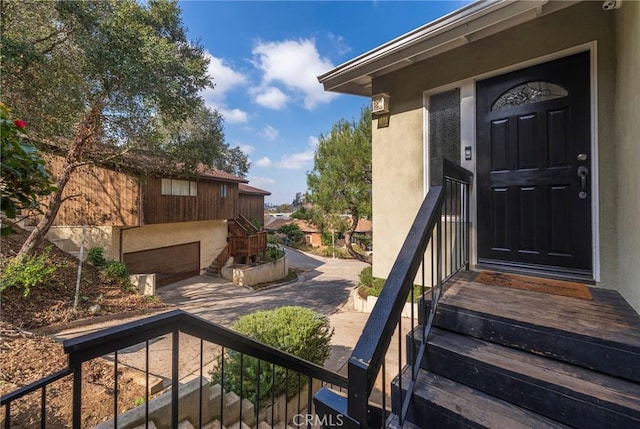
[38,154,253,287]
[238,183,271,227]
[264,218,322,247]
[319,0,639,314]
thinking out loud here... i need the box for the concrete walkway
[53,248,379,386]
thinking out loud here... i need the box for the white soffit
[318,0,581,96]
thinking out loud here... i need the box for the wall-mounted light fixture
[372,93,390,114]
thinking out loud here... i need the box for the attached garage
[123,242,200,287]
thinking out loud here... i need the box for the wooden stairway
[391,272,640,428]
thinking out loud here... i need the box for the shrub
[313,246,351,259]
[103,260,129,282]
[87,247,107,268]
[278,223,304,244]
[0,248,57,297]
[265,243,284,261]
[211,306,334,408]
[357,266,423,303]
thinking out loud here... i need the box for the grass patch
[250,269,298,291]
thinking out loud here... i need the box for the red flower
[13,119,26,129]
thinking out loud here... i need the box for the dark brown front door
[476,52,592,278]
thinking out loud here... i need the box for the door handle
[577,166,589,199]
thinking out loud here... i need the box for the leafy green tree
[0,103,55,236]
[1,0,218,255]
[157,104,249,177]
[307,106,372,261]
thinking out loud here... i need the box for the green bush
[357,266,423,303]
[265,243,284,261]
[87,247,107,268]
[211,306,334,408]
[278,223,304,244]
[0,248,57,297]
[103,260,129,282]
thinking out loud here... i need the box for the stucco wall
[371,2,619,290]
[615,2,640,313]
[121,220,227,272]
[46,226,120,260]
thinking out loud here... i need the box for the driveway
[54,248,371,384]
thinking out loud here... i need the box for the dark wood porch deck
[433,270,640,383]
[443,270,640,348]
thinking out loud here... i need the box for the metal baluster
[199,339,204,429]
[220,347,225,427]
[5,401,10,429]
[465,183,470,269]
[306,377,313,429]
[114,350,118,429]
[72,365,82,429]
[297,373,302,420]
[398,319,402,422]
[41,385,46,429]
[256,359,261,426]
[382,360,386,421]
[239,353,244,427]
[171,332,179,429]
[284,368,289,426]
[271,365,276,427]
[457,182,462,271]
[145,341,149,429]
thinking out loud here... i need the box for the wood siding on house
[141,177,238,224]
[46,155,140,226]
[239,194,265,227]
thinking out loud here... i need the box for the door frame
[423,41,600,281]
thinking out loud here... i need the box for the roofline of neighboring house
[238,183,272,196]
[317,0,580,96]
[39,142,248,184]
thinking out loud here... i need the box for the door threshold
[476,261,595,285]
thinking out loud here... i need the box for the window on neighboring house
[220,183,228,198]
[161,178,197,196]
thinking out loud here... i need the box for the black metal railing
[1,310,347,429]
[315,159,472,428]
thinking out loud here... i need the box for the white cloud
[254,86,289,110]
[255,157,273,168]
[252,39,337,110]
[218,107,249,124]
[276,151,315,170]
[238,144,255,155]
[261,125,279,141]
[201,52,249,124]
[328,33,351,56]
[308,136,319,149]
[247,176,276,188]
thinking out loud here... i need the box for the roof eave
[318,0,579,96]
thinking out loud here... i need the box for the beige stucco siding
[372,110,425,278]
[121,220,227,272]
[615,2,640,313]
[371,2,620,290]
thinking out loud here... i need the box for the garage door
[123,242,200,288]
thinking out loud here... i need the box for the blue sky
[179,1,469,204]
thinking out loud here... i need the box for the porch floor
[442,270,640,349]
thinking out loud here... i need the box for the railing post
[72,365,82,429]
[348,359,368,428]
[465,182,471,270]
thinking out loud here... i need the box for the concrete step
[178,420,195,429]
[132,421,158,429]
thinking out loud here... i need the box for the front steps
[391,276,640,428]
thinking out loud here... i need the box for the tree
[157,104,249,177]
[1,0,216,255]
[0,103,55,236]
[307,106,372,261]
